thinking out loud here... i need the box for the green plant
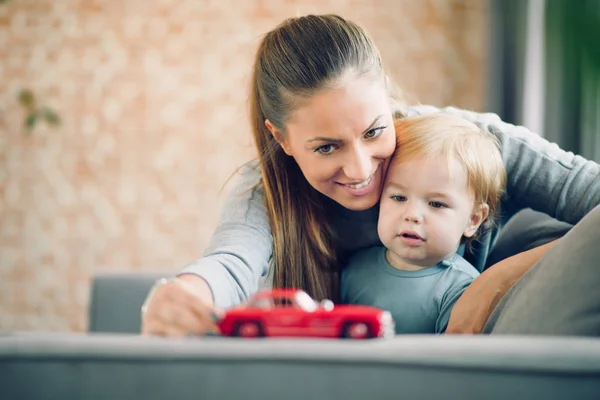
[17,89,61,131]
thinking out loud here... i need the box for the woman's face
[267,75,396,211]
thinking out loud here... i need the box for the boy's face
[378,155,488,270]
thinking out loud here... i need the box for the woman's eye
[429,201,447,209]
[391,195,406,202]
[315,144,335,155]
[364,126,386,139]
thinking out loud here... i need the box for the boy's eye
[364,126,386,139]
[429,201,447,209]
[315,144,335,155]
[391,195,406,202]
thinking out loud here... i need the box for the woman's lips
[337,172,377,197]
[339,174,373,189]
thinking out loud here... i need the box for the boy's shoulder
[441,254,481,280]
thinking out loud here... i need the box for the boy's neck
[384,249,454,271]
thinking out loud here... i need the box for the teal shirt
[341,246,480,334]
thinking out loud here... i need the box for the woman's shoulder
[231,160,262,189]
[404,104,504,132]
[218,159,267,224]
[404,104,580,168]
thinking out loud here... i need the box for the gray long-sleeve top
[180,105,600,308]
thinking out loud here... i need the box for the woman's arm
[445,239,559,334]
[179,161,273,309]
[141,162,272,336]
[407,105,600,222]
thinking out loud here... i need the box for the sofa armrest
[88,273,167,333]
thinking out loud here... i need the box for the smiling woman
[244,15,403,304]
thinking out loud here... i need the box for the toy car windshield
[247,291,318,312]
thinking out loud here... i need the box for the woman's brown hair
[249,14,395,302]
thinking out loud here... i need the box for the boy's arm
[435,274,478,334]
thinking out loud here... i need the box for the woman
[141,14,600,337]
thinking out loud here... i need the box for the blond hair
[392,114,506,239]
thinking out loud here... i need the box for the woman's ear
[265,119,292,155]
[463,203,490,238]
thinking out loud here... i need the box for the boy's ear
[265,119,292,155]
[463,203,490,238]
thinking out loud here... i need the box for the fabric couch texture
[1,333,600,400]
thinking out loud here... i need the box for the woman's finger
[170,278,225,321]
[163,302,221,335]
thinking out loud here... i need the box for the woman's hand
[141,274,223,337]
[446,240,559,334]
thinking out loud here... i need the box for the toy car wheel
[341,321,373,339]
[234,321,264,338]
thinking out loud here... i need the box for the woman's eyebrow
[306,115,384,143]
[306,136,342,143]
[362,114,384,134]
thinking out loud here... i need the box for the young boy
[341,114,506,334]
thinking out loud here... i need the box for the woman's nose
[343,146,371,181]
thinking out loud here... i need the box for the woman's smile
[336,167,379,197]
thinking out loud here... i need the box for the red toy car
[217,289,395,339]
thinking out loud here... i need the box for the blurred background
[0,0,597,332]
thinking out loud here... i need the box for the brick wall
[0,0,488,332]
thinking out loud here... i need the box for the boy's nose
[403,204,423,224]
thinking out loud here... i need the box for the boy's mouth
[399,231,424,241]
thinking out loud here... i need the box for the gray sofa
[1,272,600,399]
